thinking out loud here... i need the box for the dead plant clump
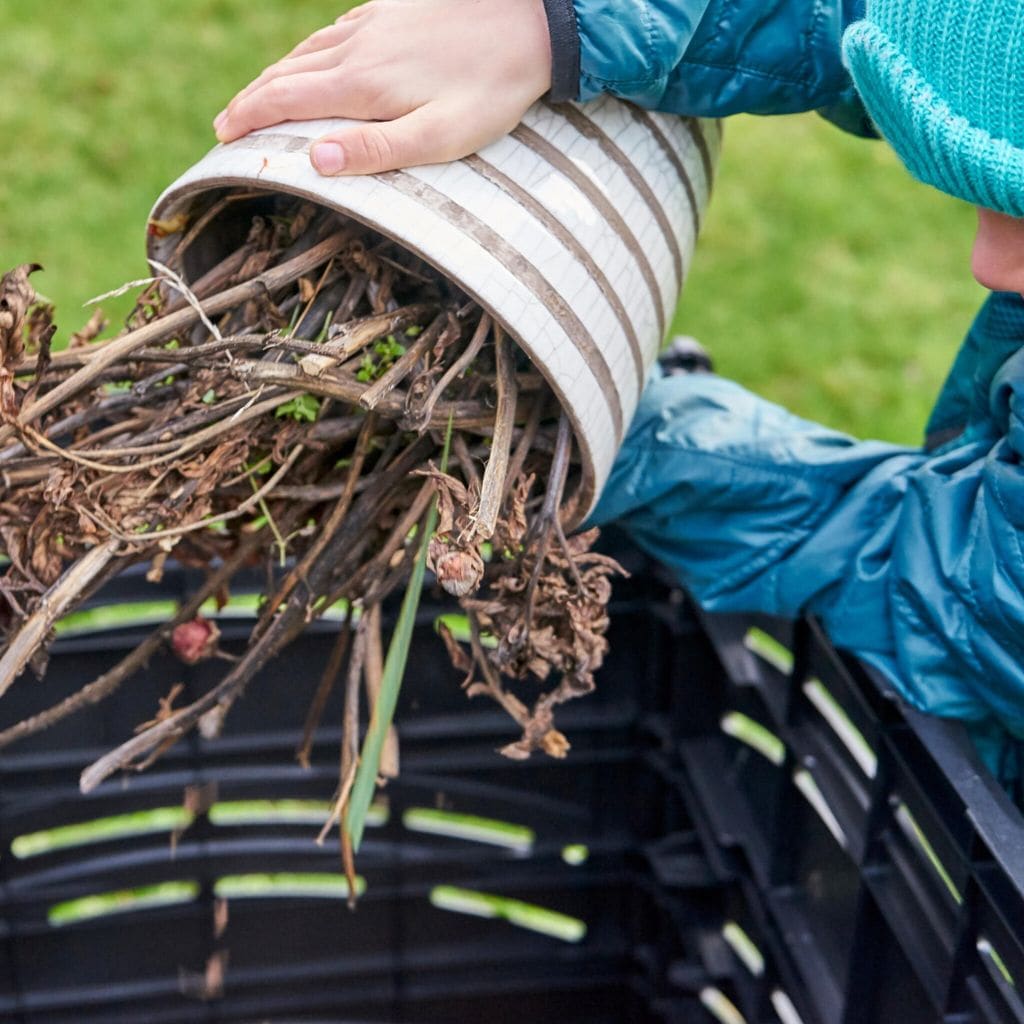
[0,193,624,871]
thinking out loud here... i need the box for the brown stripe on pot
[381,168,624,442]
[622,104,703,234]
[510,123,666,340]
[228,133,310,156]
[169,137,622,432]
[149,165,614,518]
[547,101,684,291]
[463,152,645,395]
[687,119,717,196]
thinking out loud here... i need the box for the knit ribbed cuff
[541,0,580,102]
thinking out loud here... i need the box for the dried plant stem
[42,388,297,467]
[0,368,190,465]
[316,616,369,845]
[7,229,348,434]
[452,433,482,496]
[472,326,517,541]
[0,539,123,699]
[358,312,447,410]
[0,530,269,750]
[296,620,352,770]
[520,413,574,631]
[535,412,574,533]
[161,245,251,315]
[403,313,491,430]
[467,612,529,726]
[133,334,268,364]
[503,393,547,498]
[298,303,437,377]
[341,479,435,597]
[341,621,366,783]
[363,602,398,782]
[81,444,304,543]
[0,193,609,838]
[227,359,506,430]
[79,438,433,793]
[256,415,377,632]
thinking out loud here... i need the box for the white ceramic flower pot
[148,98,720,518]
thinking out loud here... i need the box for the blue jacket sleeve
[544,0,866,119]
[925,292,1024,450]
[586,369,916,619]
[589,349,1024,767]
[543,0,712,106]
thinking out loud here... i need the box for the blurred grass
[677,116,985,442]
[0,0,985,443]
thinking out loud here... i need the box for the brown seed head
[433,547,485,598]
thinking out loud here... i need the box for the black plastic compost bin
[0,533,1022,1024]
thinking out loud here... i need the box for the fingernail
[312,142,345,175]
[213,110,227,130]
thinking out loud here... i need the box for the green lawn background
[0,0,985,443]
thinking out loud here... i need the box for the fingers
[310,102,467,175]
[226,45,347,112]
[214,9,370,139]
[211,0,546,170]
[216,70,357,142]
[286,12,363,60]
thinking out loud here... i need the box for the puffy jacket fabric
[588,293,1024,779]
[542,0,873,131]
[551,0,1024,779]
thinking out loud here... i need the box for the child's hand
[213,0,552,175]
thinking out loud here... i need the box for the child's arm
[213,0,854,175]
[213,0,552,175]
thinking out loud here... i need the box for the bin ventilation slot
[802,678,878,778]
[743,628,793,675]
[402,808,533,852]
[792,768,847,849]
[48,881,199,926]
[978,938,1017,987]
[213,872,366,901]
[209,799,332,827]
[433,613,497,648]
[55,593,348,637]
[893,801,962,904]
[428,885,585,943]
[770,989,807,1024]
[561,843,589,866]
[12,807,193,858]
[720,711,785,766]
[721,920,765,976]
[56,599,179,636]
[698,986,747,1024]
[209,799,388,829]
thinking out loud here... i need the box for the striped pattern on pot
[148,98,720,519]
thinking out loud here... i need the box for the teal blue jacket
[552,1,1024,777]
[542,0,874,134]
[589,294,1024,778]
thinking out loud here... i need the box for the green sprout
[275,394,321,422]
[355,335,407,382]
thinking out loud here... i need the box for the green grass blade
[344,416,453,851]
[344,502,436,851]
